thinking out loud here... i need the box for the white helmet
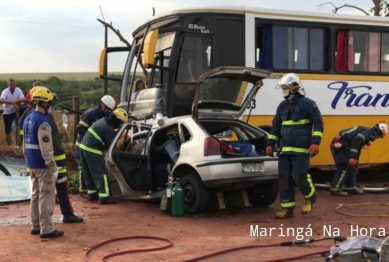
[276,73,306,97]
[375,123,389,138]
[101,95,116,110]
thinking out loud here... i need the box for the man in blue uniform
[79,108,128,204]
[266,73,324,219]
[20,86,84,224]
[330,123,388,196]
[23,86,63,238]
[74,95,116,193]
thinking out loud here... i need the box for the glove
[348,158,358,168]
[265,145,273,156]
[309,144,319,157]
[330,136,343,150]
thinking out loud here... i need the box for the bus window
[336,30,387,73]
[176,36,212,83]
[124,32,176,101]
[271,26,326,71]
[173,36,212,116]
[382,33,389,72]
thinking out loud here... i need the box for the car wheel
[179,174,209,214]
[247,181,278,207]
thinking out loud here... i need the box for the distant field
[0,72,123,81]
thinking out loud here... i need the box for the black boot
[99,196,117,205]
[63,215,84,223]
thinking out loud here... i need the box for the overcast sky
[0,0,374,73]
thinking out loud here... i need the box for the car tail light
[204,137,221,157]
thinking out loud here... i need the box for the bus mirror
[98,48,107,78]
[143,29,158,68]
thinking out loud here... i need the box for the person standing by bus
[74,95,116,193]
[266,73,324,219]
[330,123,388,196]
[0,78,26,146]
[130,79,145,101]
[23,86,63,238]
[22,86,84,224]
[79,108,128,204]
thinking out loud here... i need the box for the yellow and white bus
[100,6,389,168]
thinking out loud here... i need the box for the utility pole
[100,5,108,95]
[104,24,108,95]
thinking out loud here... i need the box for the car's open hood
[192,66,271,120]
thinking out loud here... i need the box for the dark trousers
[56,180,74,217]
[80,149,110,199]
[3,112,16,134]
[278,154,315,209]
[74,145,86,190]
[330,147,357,190]
[155,163,169,188]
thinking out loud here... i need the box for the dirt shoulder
[1,187,389,262]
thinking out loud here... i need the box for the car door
[106,123,152,193]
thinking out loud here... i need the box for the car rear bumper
[194,157,278,188]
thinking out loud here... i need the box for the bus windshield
[120,31,176,104]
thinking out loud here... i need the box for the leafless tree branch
[97,18,131,47]
[317,2,371,16]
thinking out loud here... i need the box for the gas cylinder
[166,176,173,198]
[171,179,184,217]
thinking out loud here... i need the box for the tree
[318,0,389,16]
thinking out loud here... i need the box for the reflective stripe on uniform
[98,174,110,198]
[75,141,81,146]
[281,202,296,208]
[313,131,323,137]
[281,147,310,153]
[25,143,40,149]
[79,121,89,128]
[58,167,67,174]
[20,130,24,135]
[57,176,68,183]
[303,174,315,199]
[88,189,97,194]
[356,133,366,140]
[282,119,310,126]
[54,154,66,161]
[88,128,105,145]
[268,134,279,141]
[79,143,103,155]
[335,170,347,190]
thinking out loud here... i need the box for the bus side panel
[243,115,389,166]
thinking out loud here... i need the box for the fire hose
[83,236,173,262]
[84,236,347,262]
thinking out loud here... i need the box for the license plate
[242,163,264,173]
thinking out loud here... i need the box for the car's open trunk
[197,119,269,158]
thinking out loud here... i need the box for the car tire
[247,181,278,207]
[179,174,209,214]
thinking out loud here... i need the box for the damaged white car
[106,66,279,214]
